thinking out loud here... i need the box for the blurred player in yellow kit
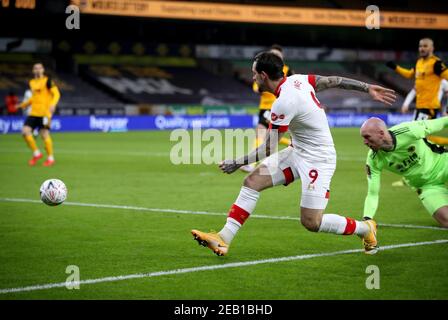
[240,45,293,173]
[387,38,448,146]
[17,63,60,166]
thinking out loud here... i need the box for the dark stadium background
[1,0,447,121]
[1,0,448,304]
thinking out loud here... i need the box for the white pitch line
[0,197,447,231]
[0,197,298,222]
[378,223,447,231]
[0,239,447,295]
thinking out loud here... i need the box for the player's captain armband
[434,60,448,76]
[269,123,288,133]
[365,165,372,178]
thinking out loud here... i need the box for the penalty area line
[0,197,447,231]
[0,239,447,295]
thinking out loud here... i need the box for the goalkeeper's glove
[386,61,397,70]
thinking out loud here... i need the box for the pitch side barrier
[0,114,414,134]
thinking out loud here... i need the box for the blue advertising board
[0,114,414,134]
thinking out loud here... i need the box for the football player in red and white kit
[192,52,396,256]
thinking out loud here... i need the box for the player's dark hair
[254,51,284,80]
[270,44,283,52]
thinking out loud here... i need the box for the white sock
[218,186,259,244]
[318,214,369,236]
[33,150,41,157]
[219,218,241,244]
[318,214,347,234]
[354,220,369,236]
[47,155,54,161]
[234,186,260,213]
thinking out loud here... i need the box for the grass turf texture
[0,129,447,299]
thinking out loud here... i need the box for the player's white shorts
[261,146,336,210]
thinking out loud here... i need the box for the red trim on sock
[343,217,356,235]
[228,204,250,225]
[282,167,294,186]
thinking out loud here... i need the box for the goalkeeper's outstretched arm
[363,159,382,220]
[410,117,448,139]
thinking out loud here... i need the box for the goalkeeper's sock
[427,135,448,146]
[44,136,54,158]
[318,214,369,236]
[23,134,40,154]
[279,136,291,146]
[219,186,259,244]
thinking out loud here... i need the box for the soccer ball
[40,179,67,206]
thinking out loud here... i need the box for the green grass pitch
[0,128,447,299]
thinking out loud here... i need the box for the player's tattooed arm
[219,130,283,174]
[315,75,369,93]
[314,75,397,106]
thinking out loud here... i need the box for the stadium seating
[0,63,126,115]
[374,62,415,96]
[1,53,416,116]
[81,64,257,105]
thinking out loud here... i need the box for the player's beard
[257,80,268,92]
